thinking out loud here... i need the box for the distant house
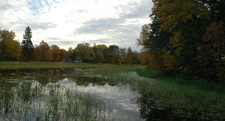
[62,58,81,63]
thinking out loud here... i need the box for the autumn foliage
[0,28,140,65]
[138,0,225,82]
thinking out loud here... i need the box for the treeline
[138,0,225,82]
[0,27,140,64]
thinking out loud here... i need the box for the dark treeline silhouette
[137,0,225,82]
[0,27,140,64]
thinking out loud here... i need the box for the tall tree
[21,27,34,61]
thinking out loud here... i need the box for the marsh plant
[0,82,107,121]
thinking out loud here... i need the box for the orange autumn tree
[0,29,22,61]
[34,41,52,62]
[51,45,61,62]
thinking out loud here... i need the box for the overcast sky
[0,0,152,51]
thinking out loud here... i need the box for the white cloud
[0,0,153,51]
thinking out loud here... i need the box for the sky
[0,0,153,51]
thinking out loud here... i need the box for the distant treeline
[0,27,140,64]
[137,0,225,82]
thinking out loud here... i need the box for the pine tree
[21,27,34,61]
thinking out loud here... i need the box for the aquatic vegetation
[0,82,107,121]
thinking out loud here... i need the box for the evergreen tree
[21,27,34,61]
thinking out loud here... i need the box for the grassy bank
[0,61,84,69]
[135,69,225,120]
[90,65,225,120]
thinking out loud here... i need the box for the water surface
[0,68,144,121]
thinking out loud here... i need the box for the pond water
[0,68,144,121]
[1,68,217,121]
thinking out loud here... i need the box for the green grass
[136,69,225,93]
[0,61,82,69]
[135,69,225,120]
[76,65,225,120]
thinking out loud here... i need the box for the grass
[77,65,225,120]
[135,69,225,120]
[0,61,81,69]
[0,83,107,121]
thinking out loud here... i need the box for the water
[0,68,144,121]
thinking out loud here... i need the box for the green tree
[76,43,95,62]
[97,44,107,60]
[21,27,34,61]
[96,50,105,63]
[70,49,79,61]
[108,45,120,54]
[125,47,134,64]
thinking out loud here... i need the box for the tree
[137,24,150,51]
[21,27,34,61]
[108,45,120,54]
[76,43,95,62]
[115,54,124,64]
[120,48,127,58]
[0,29,22,61]
[34,41,52,62]
[140,51,151,65]
[125,47,134,64]
[97,44,107,61]
[96,50,105,63]
[70,49,79,61]
[51,45,60,62]
[197,22,225,82]
[59,49,68,61]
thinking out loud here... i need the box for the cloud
[28,22,57,30]
[0,0,153,51]
[77,18,124,34]
[47,37,62,40]
[47,40,75,46]
[87,39,112,44]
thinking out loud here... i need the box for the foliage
[96,50,105,63]
[140,51,151,65]
[138,0,225,82]
[125,47,140,64]
[21,27,34,61]
[0,29,22,61]
[34,41,52,62]
[51,45,61,62]
[75,43,96,62]
[1,28,140,65]
[197,21,225,82]
[137,24,149,51]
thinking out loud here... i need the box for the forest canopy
[0,27,140,65]
[137,0,225,82]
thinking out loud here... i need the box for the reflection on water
[0,68,144,121]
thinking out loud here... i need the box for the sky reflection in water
[0,68,144,121]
